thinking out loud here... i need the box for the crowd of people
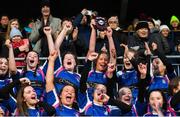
[0,0,180,116]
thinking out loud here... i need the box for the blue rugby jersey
[45,89,79,116]
[148,76,169,92]
[84,102,110,116]
[116,69,139,103]
[53,56,80,95]
[86,70,108,101]
[54,66,80,94]
[17,58,60,100]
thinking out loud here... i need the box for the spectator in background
[147,17,170,55]
[56,18,81,56]
[6,18,20,41]
[127,18,139,32]
[169,15,180,46]
[170,15,180,30]
[21,19,34,38]
[108,16,128,57]
[9,27,30,67]
[159,25,175,54]
[0,14,9,33]
[127,21,149,57]
[29,0,61,57]
[0,15,9,57]
[73,9,93,56]
[153,18,161,30]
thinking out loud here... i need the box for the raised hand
[144,42,152,55]
[152,42,158,51]
[72,27,78,41]
[106,27,113,38]
[99,93,110,104]
[138,63,147,79]
[5,39,12,48]
[90,19,96,29]
[120,43,128,56]
[87,52,98,61]
[107,62,116,73]
[19,77,31,85]
[43,26,52,35]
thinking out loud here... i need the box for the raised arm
[80,52,98,93]
[106,27,117,65]
[43,26,55,54]
[55,22,72,55]
[45,50,58,92]
[87,19,96,56]
[5,40,17,75]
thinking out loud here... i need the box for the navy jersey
[144,105,176,117]
[0,76,17,115]
[0,105,9,116]
[148,75,170,99]
[109,100,146,116]
[45,89,79,116]
[18,68,45,100]
[27,108,40,116]
[84,102,110,116]
[86,70,108,101]
[54,67,80,94]
[148,76,169,91]
[109,105,138,116]
[54,56,80,95]
[116,69,138,103]
[0,79,12,89]
[17,60,51,100]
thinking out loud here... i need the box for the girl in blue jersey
[0,40,19,114]
[45,50,79,116]
[143,89,176,116]
[0,75,55,116]
[78,52,131,115]
[84,19,116,101]
[53,21,80,95]
[15,84,55,116]
[13,26,56,100]
[117,43,151,104]
[148,42,177,98]
[110,60,150,116]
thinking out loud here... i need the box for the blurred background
[0,0,179,28]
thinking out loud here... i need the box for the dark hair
[94,50,110,71]
[0,14,9,19]
[23,50,39,77]
[147,89,168,111]
[59,85,78,109]
[16,84,31,116]
[169,77,180,95]
[61,17,73,25]
[61,51,78,70]
[40,0,50,8]
[0,57,9,76]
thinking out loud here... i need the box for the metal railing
[15,55,180,75]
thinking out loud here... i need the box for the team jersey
[45,89,79,116]
[54,56,80,95]
[116,69,139,103]
[86,70,108,101]
[84,102,110,116]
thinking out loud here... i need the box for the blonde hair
[5,18,20,40]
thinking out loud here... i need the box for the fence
[15,55,180,76]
